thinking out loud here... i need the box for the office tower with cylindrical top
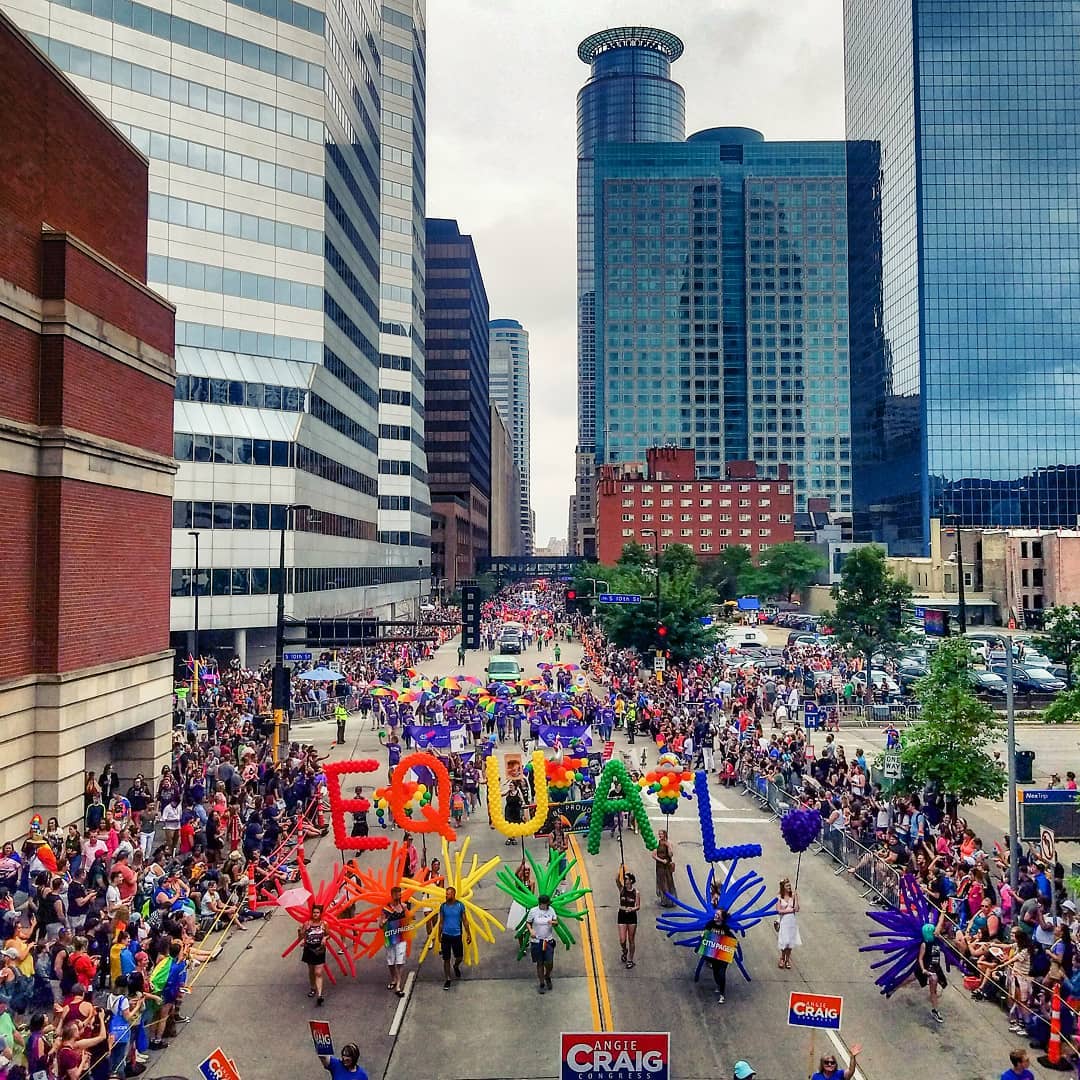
[572,27,686,557]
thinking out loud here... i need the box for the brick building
[595,446,795,565]
[0,13,176,838]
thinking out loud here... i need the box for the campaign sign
[198,1048,242,1080]
[696,931,737,963]
[788,991,843,1030]
[309,1020,334,1056]
[561,1032,670,1080]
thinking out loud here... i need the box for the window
[641,499,654,507]
[1022,569,1029,586]
[1033,542,1044,560]
[699,499,712,508]
[760,499,771,507]
[681,529,693,537]
[661,499,673,507]
[680,514,692,522]
[660,514,673,522]
[699,543,713,552]
[680,499,693,508]
[1033,568,1044,587]
[739,499,751,507]
[759,514,771,522]
[622,500,634,508]
[740,514,751,522]
[699,484,712,492]
[739,485,751,492]
[622,529,634,537]
[1021,542,1029,558]
[778,513,792,524]
[759,529,771,537]
[621,514,633,522]
[779,485,791,494]
[660,484,673,492]
[741,529,752,537]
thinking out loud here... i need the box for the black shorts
[530,939,555,964]
[440,934,463,961]
[301,947,326,967]
[914,964,947,988]
[617,911,638,925]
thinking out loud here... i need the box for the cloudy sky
[426,1,846,545]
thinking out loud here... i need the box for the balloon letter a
[587,759,657,855]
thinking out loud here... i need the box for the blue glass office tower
[846,0,1080,554]
[572,27,686,556]
[593,129,852,514]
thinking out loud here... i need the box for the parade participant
[1000,1048,1035,1080]
[915,922,948,1024]
[732,1064,756,1080]
[298,903,328,1006]
[654,830,677,908]
[437,886,471,991]
[810,1044,861,1080]
[776,878,801,970]
[616,866,640,969]
[379,886,411,998]
[704,907,734,1003]
[320,1041,370,1079]
[527,894,557,994]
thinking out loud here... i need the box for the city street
[149,635,1023,1080]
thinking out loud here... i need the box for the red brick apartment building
[596,447,795,565]
[0,12,176,838]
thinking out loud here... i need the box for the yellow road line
[569,835,613,1030]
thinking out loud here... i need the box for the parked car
[499,631,523,655]
[970,670,1008,698]
[853,670,901,696]
[989,664,1066,694]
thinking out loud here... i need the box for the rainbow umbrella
[513,697,532,706]
[557,663,581,671]
[370,685,395,698]
[459,675,483,686]
[482,699,498,713]
[397,690,422,704]
[558,706,582,720]
[438,676,461,690]
[537,662,553,671]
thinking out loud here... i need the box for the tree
[1038,604,1080,687]
[754,542,827,601]
[898,637,1006,804]
[1042,687,1080,725]
[698,545,755,602]
[824,545,913,665]
[617,542,653,571]
[659,543,697,578]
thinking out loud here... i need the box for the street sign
[653,657,666,673]
[561,1032,669,1080]
[1041,825,1057,865]
[882,752,902,779]
[788,991,843,1030]
[598,593,642,604]
[913,606,925,619]
[283,651,312,662]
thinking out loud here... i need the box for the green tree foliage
[899,637,1005,803]
[659,543,698,578]
[753,542,827,601]
[1038,604,1080,686]
[698,545,755,602]
[824,545,913,662]
[1042,687,1080,724]
[617,542,653,570]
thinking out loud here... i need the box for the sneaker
[931,1009,944,1024]
[443,980,451,990]
[545,977,552,990]
[148,1041,168,1051]
[715,994,725,1004]
[538,984,545,994]
[176,1015,192,1024]
[453,962,462,979]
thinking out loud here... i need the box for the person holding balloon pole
[527,895,558,994]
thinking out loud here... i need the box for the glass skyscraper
[572,26,686,556]
[489,318,533,553]
[594,129,852,514]
[8,0,430,661]
[846,0,1080,554]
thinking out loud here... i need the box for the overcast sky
[426,1,846,545]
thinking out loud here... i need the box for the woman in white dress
[776,877,801,969]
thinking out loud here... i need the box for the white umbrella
[297,667,345,681]
[276,886,312,910]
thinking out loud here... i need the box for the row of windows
[380,388,412,407]
[295,445,377,496]
[381,4,412,30]
[383,39,413,66]
[325,186,379,282]
[149,193,321,256]
[51,0,323,87]
[175,433,291,467]
[619,483,790,494]
[177,322,320,364]
[32,36,323,144]
[380,352,424,384]
[325,239,379,326]
[381,73,412,98]
[382,178,412,201]
[310,394,378,454]
[147,255,322,310]
[171,563,422,598]
[323,347,378,412]
[619,531,777,549]
[173,501,374,541]
[381,282,412,304]
[227,0,323,34]
[378,531,430,548]
[174,376,306,412]
[378,495,430,514]
[379,424,425,450]
[117,122,321,201]
[622,498,775,509]
[378,458,427,482]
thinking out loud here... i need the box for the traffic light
[566,589,577,602]
[461,584,481,650]
[271,664,291,713]
[657,624,668,641]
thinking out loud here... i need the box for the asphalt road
[149,635,1028,1080]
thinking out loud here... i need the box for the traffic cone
[1038,983,1073,1070]
[246,873,257,914]
[316,799,326,831]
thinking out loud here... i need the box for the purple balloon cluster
[779,807,822,854]
[860,874,953,997]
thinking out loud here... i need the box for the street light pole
[273,503,312,763]
[641,528,662,632]
[188,530,200,706]
[1005,639,1018,893]
[946,517,968,635]
[417,558,424,627]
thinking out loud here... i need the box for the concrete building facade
[0,12,175,835]
[488,404,522,557]
[489,318,532,553]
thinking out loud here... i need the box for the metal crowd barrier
[800,701,922,730]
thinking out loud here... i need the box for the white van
[723,626,769,650]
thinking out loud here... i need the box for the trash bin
[1015,749,1035,784]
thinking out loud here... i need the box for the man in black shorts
[437,886,471,990]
